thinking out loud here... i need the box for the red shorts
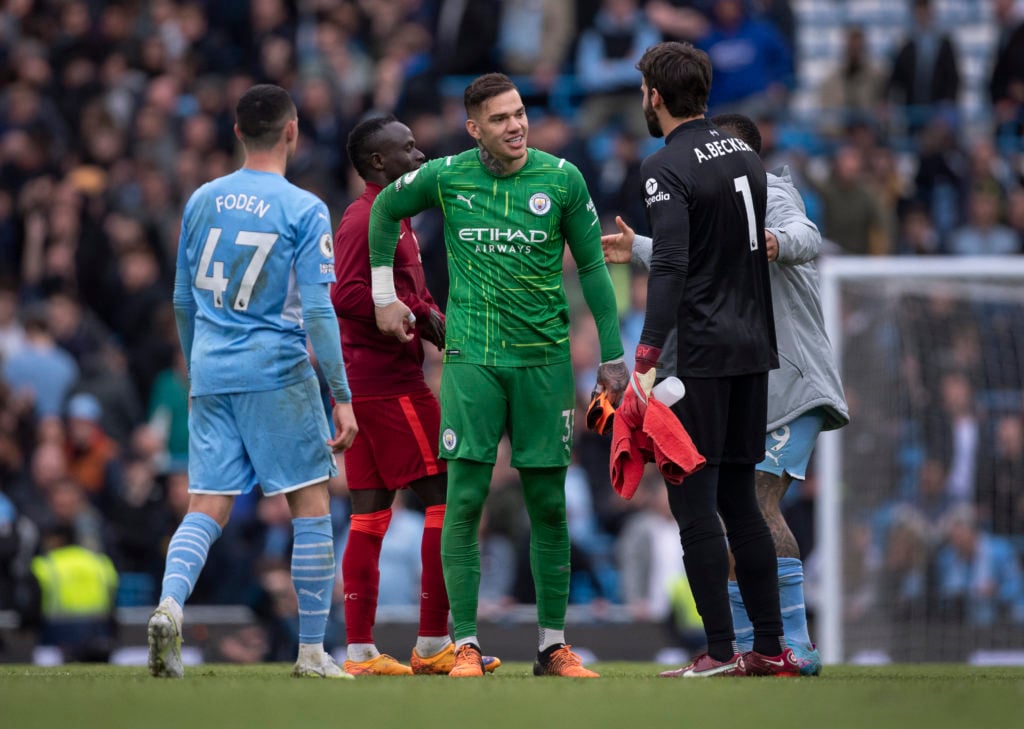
[343,388,446,490]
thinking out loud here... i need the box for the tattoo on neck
[478,146,506,176]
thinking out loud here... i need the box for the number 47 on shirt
[195,228,279,311]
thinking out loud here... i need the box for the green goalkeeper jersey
[369,147,624,367]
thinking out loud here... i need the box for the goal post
[817,256,1024,665]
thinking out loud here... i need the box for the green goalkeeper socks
[521,466,571,631]
[441,461,571,640]
[441,458,493,641]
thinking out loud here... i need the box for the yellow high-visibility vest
[668,575,704,631]
[31,545,118,618]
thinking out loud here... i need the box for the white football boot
[292,646,355,679]
[147,598,184,678]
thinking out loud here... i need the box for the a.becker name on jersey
[693,136,755,164]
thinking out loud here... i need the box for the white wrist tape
[371,266,398,306]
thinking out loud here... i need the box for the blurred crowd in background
[2,0,1024,663]
[836,275,1024,661]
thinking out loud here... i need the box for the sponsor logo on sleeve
[645,177,670,206]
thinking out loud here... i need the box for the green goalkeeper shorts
[439,360,575,468]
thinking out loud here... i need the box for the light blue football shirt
[176,168,336,396]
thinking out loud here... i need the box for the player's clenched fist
[374,300,415,342]
[618,367,656,430]
[617,344,659,428]
[328,402,359,452]
[765,230,779,262]
[596,358,630,406]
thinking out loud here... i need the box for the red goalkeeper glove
[617,345,660,429]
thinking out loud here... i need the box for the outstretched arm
[601,215,652,271]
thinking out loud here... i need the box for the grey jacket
[631,167,849,432]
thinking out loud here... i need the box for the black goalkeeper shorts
[671,372,768,466]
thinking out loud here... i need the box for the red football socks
[419,504,450,637]
[342,508,392,644]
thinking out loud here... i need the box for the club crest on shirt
[529,192,552,216]
[442,428,458,451]
[319,233,333,258]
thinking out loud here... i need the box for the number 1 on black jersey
[734,175,758,251]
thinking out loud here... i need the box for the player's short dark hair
[636,41,712,119]
[464,73,518,117]
[346,114,399,180]
[710,113,762,153]
[235,84,296,151]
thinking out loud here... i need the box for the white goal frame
[817,255,1024,664]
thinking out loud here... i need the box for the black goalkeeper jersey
[638,117,778,377]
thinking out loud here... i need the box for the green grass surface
[2,663,1022,729]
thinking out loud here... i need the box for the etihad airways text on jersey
[457,228,548,244]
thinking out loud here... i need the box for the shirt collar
[666,117,712,144]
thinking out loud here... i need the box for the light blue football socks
[729,557,812,653]
[728,579,755,652]
[777,557,812,650]
[160,512,222,607]
[292,516,336,645]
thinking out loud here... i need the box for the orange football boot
[533,645,600,678]
[342,654,413,676]
[411,643,501,674]
[448,643,484,678]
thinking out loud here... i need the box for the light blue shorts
[757,408,826,480]
[188,376,337,496]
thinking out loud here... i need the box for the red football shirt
[331,182,442,398]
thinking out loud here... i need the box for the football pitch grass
[2,663,1021,729]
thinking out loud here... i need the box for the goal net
[816,256,1024,665]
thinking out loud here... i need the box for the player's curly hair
[235,84,296,151]
[636,42,712,120]
[463,73,518,117]
[710,113,763,154]
[346,114,399,180]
